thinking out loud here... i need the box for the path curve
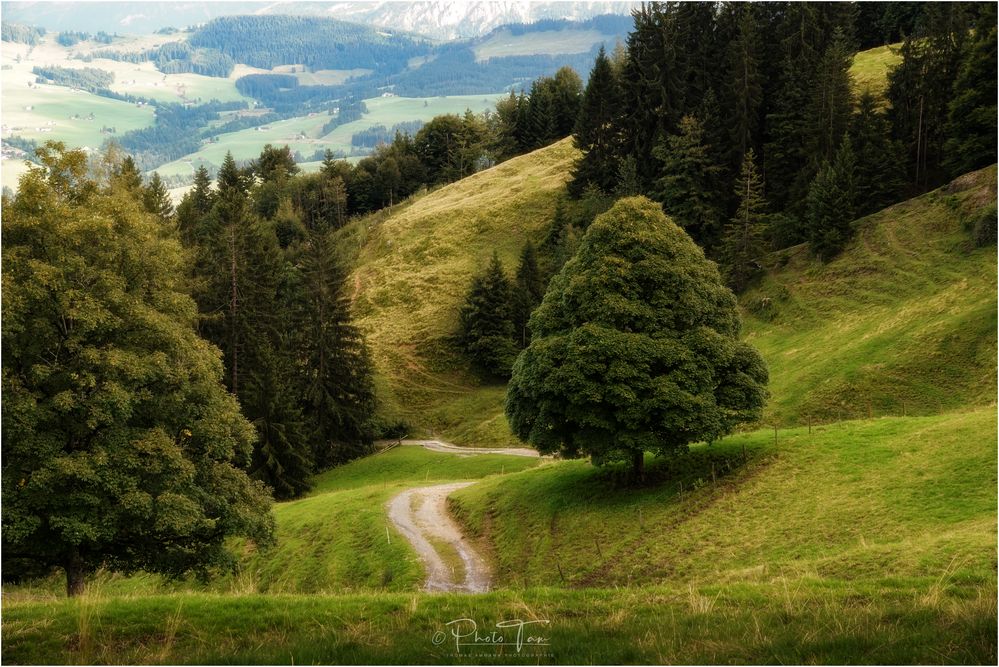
[387,482,491,592]
[400,439,539,458]
[384,439,537,592]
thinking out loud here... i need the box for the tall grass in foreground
[3,580,994,664]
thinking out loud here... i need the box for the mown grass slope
[743,166,997,425]
[339,138,579,446]
[451,409,997,589]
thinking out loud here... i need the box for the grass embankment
[339,138,580,446]
[743,166,997,425]
[451,410,997,589]
[4,578,993,664]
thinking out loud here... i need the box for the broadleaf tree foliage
[1,143,275,596]
[506,197,769,479]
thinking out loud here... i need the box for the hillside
[340,138,579,445]
[342,134,997,446]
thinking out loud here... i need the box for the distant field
[154,93,505,177]
[271,64,373,85]
[473,28,606,61]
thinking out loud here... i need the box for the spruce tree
[512,241,544,348]
[806,137,857,262]
[551,66,583,137]
[246,343,312,500]
[808,28,855,167]
[458,252,518,377]
[849,92,905,216]
[296,229,376,468]
[943,25,998,176]
[142,171,173,221]
[720,149,768,292]
[569,47,622,196]
[653,115,724,249]
[725,5,764,167]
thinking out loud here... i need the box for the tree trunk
[65,549,85,597]
[631,449,645,483]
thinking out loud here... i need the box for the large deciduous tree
[506,197,768,480]
[2,143,274,596]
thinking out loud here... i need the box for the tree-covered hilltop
[1,21,45,45]
[188,15,431,74]
[88,41,236,78]
[568,1,996,287]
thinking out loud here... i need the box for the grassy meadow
[3,414,995,663]
[849,43,903,100]
[473,27,607,61]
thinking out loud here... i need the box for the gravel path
[387,482,491,593]
[384,439,537,592]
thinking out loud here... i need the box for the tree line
[569,1,996,291]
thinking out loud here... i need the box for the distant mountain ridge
[322,2,639,40]
[2,1,637,40]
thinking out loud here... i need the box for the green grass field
[451,410,996,588]
[3,578,993,664]
[473,28,607,61]
[3,415,995,663]
[744,166,997,425]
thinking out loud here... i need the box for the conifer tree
[512,241,544,347]
[113,154,144,193]
[808,28,855,167]
[296,230,376,468]
[550,66,583,137]
[725,5,764,167]
[807,137,857,262]
[653,115,724,249]
[142,171,173,221]
[458,252,518,377]
[527,79,557,149]
[849,92,905,216]
[569,47,622,196]
[943,24,998,176]
[720,150,768,292]
[246,343,312,500]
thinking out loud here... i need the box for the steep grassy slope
[743,166,997,425]
[452,409,996,589]
[340,138,579,446]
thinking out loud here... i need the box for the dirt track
[385,440,538,592]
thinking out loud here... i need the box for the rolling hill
[339,133,997,447]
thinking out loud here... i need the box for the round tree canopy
[506,196,768,468]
